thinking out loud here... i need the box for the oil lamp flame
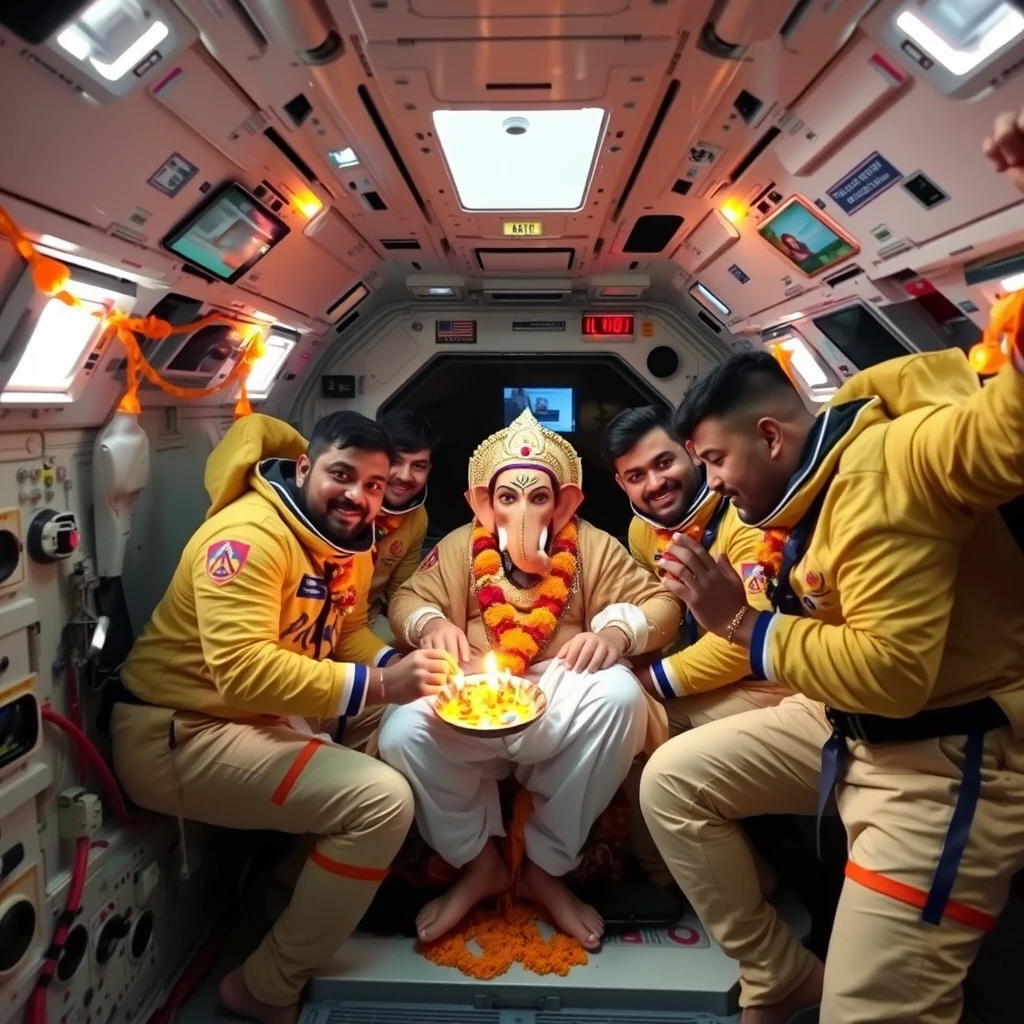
[484,651,499,687]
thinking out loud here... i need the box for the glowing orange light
[294,193,324,218]
[720,198,749,224]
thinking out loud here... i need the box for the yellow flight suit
[111,414,412,1008]
[624,490,789,887]
[641,347,1024,1023]
[369,502,428,644]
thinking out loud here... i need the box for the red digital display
[582,313,635,338]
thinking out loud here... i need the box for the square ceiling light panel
[896,0,1024,75]
[432,108,607,211]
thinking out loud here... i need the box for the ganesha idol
[378,410,680,950]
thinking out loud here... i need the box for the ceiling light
[720,198,749,223]
[293,193,323,218]
[896,2,1024,76]
[777,311,805,323]
[432,108,607,211]
[1000,270,1024,292]
[692,282,731,316]
[328,147,359,169]
[777,336,829,388]
[428,287,455,297]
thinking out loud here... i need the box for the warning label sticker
[603,920,710,949]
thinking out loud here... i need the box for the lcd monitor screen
[162,182,289,283]
[503,387,575,432]
[758,196,858,278]
[813,304,910,370]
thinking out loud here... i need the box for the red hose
[41,706,138,826]
[25,837,90,1024]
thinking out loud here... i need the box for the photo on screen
[162,182,290,283]
[503,387,575,433]
[757,196,858,278]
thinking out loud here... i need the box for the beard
[299,480,370,547]
[642,481,687,526]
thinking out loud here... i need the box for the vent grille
[380,239,421,250]
[321,1007,498,1023]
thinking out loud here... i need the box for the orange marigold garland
[653,522,704,574]
[472,521,579,676]
[325,558,359,615]
[757,528,789,602]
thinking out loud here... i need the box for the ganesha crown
[468,409,583,489]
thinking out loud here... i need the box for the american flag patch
[435,320,477,344]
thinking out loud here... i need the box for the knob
[27,509,79,563]
[96,914,130,964]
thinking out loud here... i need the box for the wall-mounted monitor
[162,182,290,283]
[503,387,575,433]
[812,302,911,371]
[758,196,858,278]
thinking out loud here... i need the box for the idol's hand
[419,617,472,663]
[984,109,1024,193]
[662,535,750,641]
[556,627,627,673]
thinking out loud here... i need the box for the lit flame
[720,198,748,224]
[294,193,324,218]
[484,651,499,687]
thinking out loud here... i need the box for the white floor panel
[306,894,811,1022]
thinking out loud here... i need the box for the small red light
[69,530,79,549]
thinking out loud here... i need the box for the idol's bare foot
[520,860,603,950]
[740,958,824,1024]
[219,967,299,1024]
[416,839,509,943]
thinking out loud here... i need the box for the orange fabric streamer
[418,789,589,979]
[969,289,1024,376]
[0,202,265,417]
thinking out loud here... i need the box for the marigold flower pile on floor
[418,902,588,979]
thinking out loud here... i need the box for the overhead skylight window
[432,108,607,211]
[328,147,359,169]
[2,281,117,401]
[896,1,1024,76]
[246,331,296,399]
[56,0,170,82]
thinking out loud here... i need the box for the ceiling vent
[481,279,573,304]
[475,248,575,274]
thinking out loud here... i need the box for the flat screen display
[812,304,910,371]
[503,387,575,433]
[162,183,289,283]
[758,196,858,278]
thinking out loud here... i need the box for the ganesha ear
[552,484,583,534]
[467,484,496,532]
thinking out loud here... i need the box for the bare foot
[416,840,509,943]
[520,860,604,950]
[740,958,824,1024]
[219,967,299,1024]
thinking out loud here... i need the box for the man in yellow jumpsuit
[602,405,789,886]
[639,113,1024,1022]
[369,409,436,639]
[111,412,458,1024]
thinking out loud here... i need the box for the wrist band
[725,605,749,644]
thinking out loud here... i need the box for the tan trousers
[639,693,1024,1023]
[111,703,412,1006]
[625,682,790,888]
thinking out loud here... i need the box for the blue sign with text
[827,152,903,215]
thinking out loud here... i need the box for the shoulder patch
[740,562,766,595]
[206,539,251,585]
[419,545,440,573]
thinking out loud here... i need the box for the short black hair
[377,408,439,456]
[601,405,675,466]
[308,411,395,464]
[674,352,799,440]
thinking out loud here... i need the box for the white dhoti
[377,659,649,876]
